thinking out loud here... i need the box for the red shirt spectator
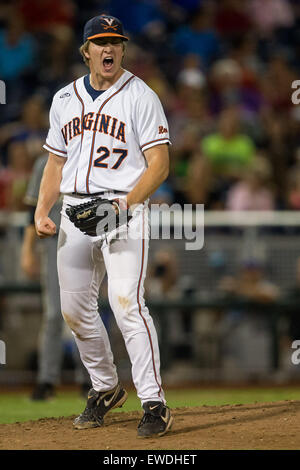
[18,0,74,33]
[215,0,253,38]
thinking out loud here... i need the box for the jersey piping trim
[73,80,86,192]
[44,143,67,155]
[140,138,170,150]
[136,207,162,398]
[85,74,135,193]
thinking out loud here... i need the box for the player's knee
[60,291,100,339]
[61,309,102,340]
[108,279,149,331]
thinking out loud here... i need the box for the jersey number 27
[94,146,128,170]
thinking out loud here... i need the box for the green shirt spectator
[201,106,255,176]
[201,132,255,173]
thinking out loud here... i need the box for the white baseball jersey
[43,69,170,194]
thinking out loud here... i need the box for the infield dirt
[0,400,300,450]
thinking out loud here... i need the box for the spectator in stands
[284,256,300,344]
[229,33,263,77]
[215,0,253,40]
[0,95,48,166]
[208,58,243,115]
[168,55,213,204]
[124,46,173,110]
[0,161,12,209]
[170,54,208,126]
[0,140,31,211]
[259,110,297,207]
[177,54,206,91]
[169,118,208,205]
[227,34,265,116]
[109,0,166,44]
[36,29,75,104]
[17,0,75,37]
[0,13,36,82]
[225,155,276,210]
[286,163,300,210]
[110,1,177,83]
[218,258,280,380]
[168,0,201,15]
[201,105,255,168]
[150,181,175,205]
[146,249,197,368]
[277,255,300,380]
[172,5,221,69]
[0,11,37,121]
[260,53,297,113]
[185,105,256,207]
[220,258,279,303]
[248,0,295,38]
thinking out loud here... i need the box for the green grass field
[0,386,300,424]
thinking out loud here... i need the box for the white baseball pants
[57,194,165,405]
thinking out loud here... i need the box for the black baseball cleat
[73,382,128,429]
[137,401,173,438]
[30,382,55,401]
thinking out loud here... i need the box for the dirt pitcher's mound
[1,400,300,450]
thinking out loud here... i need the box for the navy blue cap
[83,15,129,43]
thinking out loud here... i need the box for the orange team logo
[158,125,168,134]
[101,17,118,31]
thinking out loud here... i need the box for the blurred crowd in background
[0,0,299,211]
[1,0,300,383]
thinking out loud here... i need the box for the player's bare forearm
[21,225,40,278]
[126,144,169,208]
[35,153,65,238]
[22,224,37,253]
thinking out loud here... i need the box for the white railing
[1,209,300,228]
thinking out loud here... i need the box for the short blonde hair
[79,40,90,67]
[79,39,126,68]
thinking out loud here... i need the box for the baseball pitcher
[35,14,173,438]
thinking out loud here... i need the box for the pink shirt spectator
[226,181,275,210]
[249,0,294,35]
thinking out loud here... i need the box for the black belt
[70,191,127,198]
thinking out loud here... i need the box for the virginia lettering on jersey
[61,113,126,146]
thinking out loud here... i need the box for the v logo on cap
[102,18,115,27]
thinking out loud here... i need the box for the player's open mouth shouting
[103,56,114,72]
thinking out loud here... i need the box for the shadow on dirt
[169,401,300,436]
